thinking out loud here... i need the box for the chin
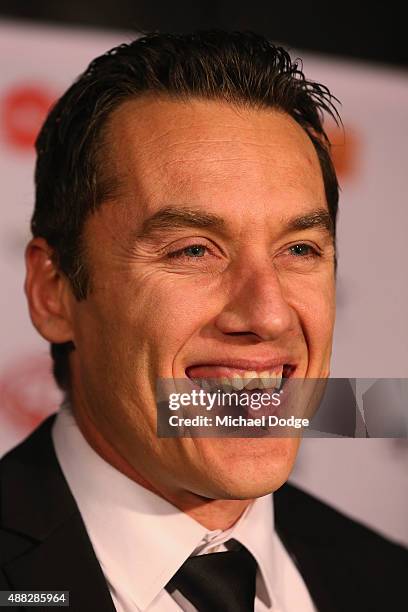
[193,437,300,500]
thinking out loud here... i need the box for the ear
[24,237,75,343]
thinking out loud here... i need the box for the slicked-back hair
[32,30,341,393]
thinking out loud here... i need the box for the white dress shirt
[52,405,316,611]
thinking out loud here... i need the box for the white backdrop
[0,19,407,544]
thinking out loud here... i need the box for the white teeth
[193,366,286,392]
[231,375,245,390]
[270,376,278,390]
[259,371,270,389]
[273,367,284,391]
[243,371,256,380]
[245,379,259,390]
[201,379,211,391]
[243,371,258,390]
[221,377,232,391]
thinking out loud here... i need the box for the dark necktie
[165,539,257,612]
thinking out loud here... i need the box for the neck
[72,403,252,531]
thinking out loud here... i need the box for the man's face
[68,97,336,500]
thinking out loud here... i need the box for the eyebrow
[285,209,334,236]
[135,207,227,238]
[134,205,333,240]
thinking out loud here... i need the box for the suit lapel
[274,482,407,612]
[1,415,116,612]
[3,513,116,612]
[275,483,347,612]
[275,520,336,611]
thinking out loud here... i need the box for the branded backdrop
[0,19,407,543]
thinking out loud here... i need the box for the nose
[214,264,295,341]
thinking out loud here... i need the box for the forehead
[101,95,326,221]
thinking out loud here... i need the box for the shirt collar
[229,492,277,608]
[52,404,277,610]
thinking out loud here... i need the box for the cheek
[285,274,335,359]
[308,294,335,371]
[78,274,221,370]
[133,276,217,345]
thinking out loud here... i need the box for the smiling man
[0,31,406,612]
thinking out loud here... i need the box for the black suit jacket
[1,415,407,612]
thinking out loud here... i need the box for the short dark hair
[32,30,341,393]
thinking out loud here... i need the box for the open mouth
[185,364,296,394]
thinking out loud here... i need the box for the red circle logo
[2,84,56,151]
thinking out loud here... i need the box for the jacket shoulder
[0,413,57,471]
[0,414,69,561]
[275,482,408,610]
[275,481,407,558]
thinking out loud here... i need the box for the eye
[183,244,206,257]
[168,243,209,259]
[288,243,319,257]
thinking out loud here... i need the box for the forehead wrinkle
[103,98,322,195]
[109,99,318,163]
[136,133,321,183]
[98,98,327,238]
[140,144,320,185]
[141,138,317,162]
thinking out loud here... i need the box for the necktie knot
[165,539,257,611]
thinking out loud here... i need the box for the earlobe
[24,237,75,344]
